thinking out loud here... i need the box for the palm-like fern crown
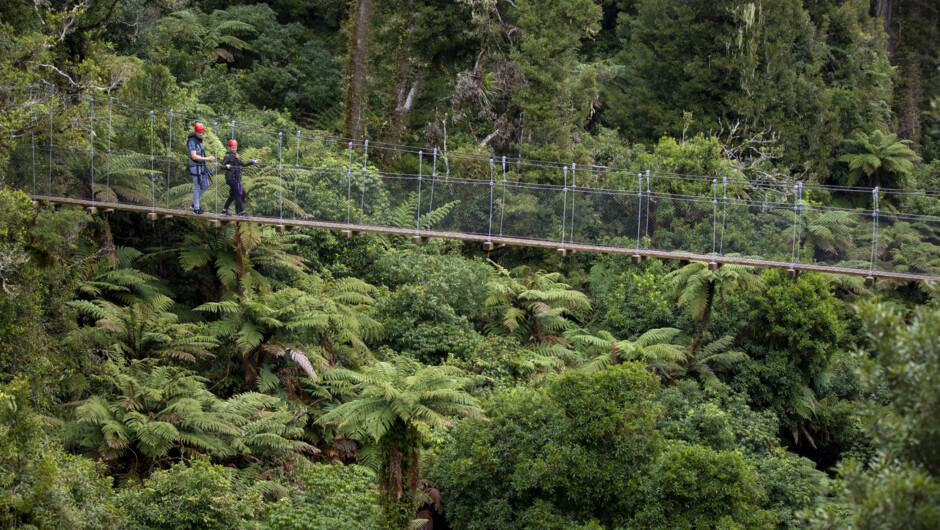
[386,192,459,229]
[567,327,686,374]
[178,223,307,294]
[67,358,313,467]
[318,357,483,444]
[667,261,765,319]
[485,263,591,344]
[838,129,921,187]
[196,270,381,381]
[69,295,218,362]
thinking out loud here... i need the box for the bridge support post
[631,255,642,264]
[276,224,286,233]
[411,235,424,244]
[786,268,799,279]
[483,241,495,251]
[342,229,358,239]
[210,219,222,228]
[556,248,567,257]
[708,262,719,271]
[865,276,875,287]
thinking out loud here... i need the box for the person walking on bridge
[221,139,258,217]
[187,122,215,214]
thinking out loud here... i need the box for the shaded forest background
[1,1,940,529]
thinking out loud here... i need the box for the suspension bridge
[5,89,940,283]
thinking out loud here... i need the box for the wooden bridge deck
[30,195,938,283]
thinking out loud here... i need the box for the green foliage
[838,129,921,188]
[369,241,493,318]
[320,356,481,528]
[198,269,381,381]
[0,378,121,529]
[566,326,685,375]
[430,364,663,529]
[484,264,591,348]
[118,458,263,530]
[69,296,218,362]
[65,358,313,471]
[590,257,677,340]
[734,271,848,437]
[263,464,381,530]
[629,440,774,529]
[375,284,482,364]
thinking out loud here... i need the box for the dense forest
[1,0,940,528]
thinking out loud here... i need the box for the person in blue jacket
[187,122,215,214]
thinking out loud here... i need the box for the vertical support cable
[719,176,727,255]
[428,147,437,223]
[30,88,36,194]
[295,130,300,167]
[212,122,219,215]
[415,150,423,233]
[293,130,300,220]
[231,120,235,140]
[346,141,353,226]
[150,110,155,212]
[48,85,54,196]
[636,173,643,256]
[89,97,95,205]
[560,166,568,248]
[711,179,718,259]
[790,184,799,266]
[28,86,35,195]
[167,109,173,208]
[359,140,368,225]
[487,158,495,241]
[106,97,113,203]
[795,182,804,263]
[644,170,651,249]
[499,155,507,236]
[869,187,880,275]
[569,163,576,243]
[278,131,283,222]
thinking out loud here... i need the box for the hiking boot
[193,208,204,215]
[238,211,250,218]
[220,210,231,216]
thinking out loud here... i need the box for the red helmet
[194,122,205,132]
[228,139,238,147]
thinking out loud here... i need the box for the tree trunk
[407,445,421,498]
[380,0,421,148]
[234,222,246,295]
[345,0,373,140]
[875,0,894,38]
[689,283,715,355]
[101,212,118,266]
[388,447,404,500]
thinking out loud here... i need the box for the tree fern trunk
[389,446,404,500]
[690,283,715,355]
[234,222,246,295]
[407,445,420,498]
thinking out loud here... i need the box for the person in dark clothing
[187,123,215,214]
[221,139,258,217]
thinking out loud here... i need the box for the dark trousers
[224,185,243,213]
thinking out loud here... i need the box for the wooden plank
[27,195,939,283]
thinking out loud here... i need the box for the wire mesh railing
[4,88,940,281]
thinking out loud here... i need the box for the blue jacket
[187,132,209,179]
